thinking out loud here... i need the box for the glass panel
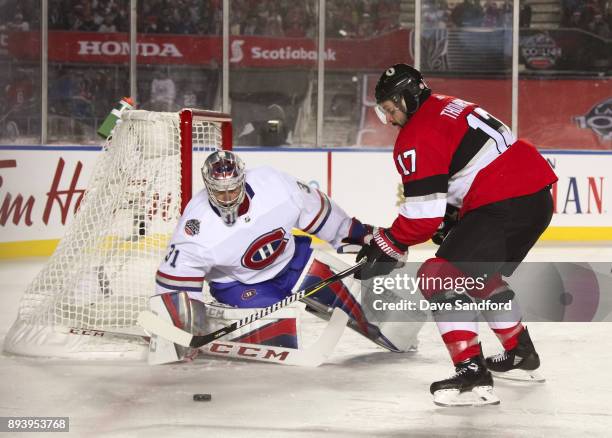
[518,0,611,150]
[0,0,41,144]
[137,0,221,117]
[420,0,513,133]
[47,0,129,144]
[230,0,318,147]
[324,0,414,147]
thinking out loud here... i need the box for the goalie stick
[138,260,365,348]
[60,311,348,367]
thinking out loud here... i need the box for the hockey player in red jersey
[356,64,558,406]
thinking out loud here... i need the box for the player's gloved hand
[354,228,408,280]
[431,204,459,246]
[337,218,377,254]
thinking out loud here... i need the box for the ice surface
[1,244,611,437]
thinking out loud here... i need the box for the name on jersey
[440,98,470,120]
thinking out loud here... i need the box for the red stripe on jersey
[302,190,326,232]
[390,215,443,246]
[156,270,205,282]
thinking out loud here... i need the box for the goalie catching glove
[337,218,377,254]
[354,228,408,280]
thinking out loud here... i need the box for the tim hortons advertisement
[5,30,412,70]
[0,151,96,242]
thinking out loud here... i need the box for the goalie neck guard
[201,150,246,226]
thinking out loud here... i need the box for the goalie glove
[431,204,459,246]
[354,228,408,280]
[337,218,377,254]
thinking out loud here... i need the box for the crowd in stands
[0,0,402,38]
[561,0,611,37]
[423,0,533,29]
[2,0,611,37]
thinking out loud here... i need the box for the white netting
[4,109,228,359]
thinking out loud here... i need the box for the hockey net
[3,109,232,359]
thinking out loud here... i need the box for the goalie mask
[201,150,246,226]
[374,64,430,126]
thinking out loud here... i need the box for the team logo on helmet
[575,98,612,141]
[184,219,200,236]
[241,228,289,270]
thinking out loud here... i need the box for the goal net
[3,109,232,359]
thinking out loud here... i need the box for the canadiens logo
[184,219,200,236]
[241,289,257,300]
[575,98,612,141]
[241,228,289,270]
[520,32,562,70]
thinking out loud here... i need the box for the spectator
[98,14,117,33]
[6,13,30,31]
[588,12,611,36]
[78,13,98,31]
[568,10,584,28]
[149,71,177,112]
[483,0,501,27]
[520,3,532,27]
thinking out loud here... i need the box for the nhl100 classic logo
[184,219,200,236]
[575,98,612,141]
[520,32,562,69]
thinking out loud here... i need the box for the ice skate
[430,354,500,407]
[486,328,545,382]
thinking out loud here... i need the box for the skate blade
[433,386,500,407]
[491,369,545,383]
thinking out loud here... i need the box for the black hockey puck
[193,393,212,402]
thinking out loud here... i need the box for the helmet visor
[374,104,388,125]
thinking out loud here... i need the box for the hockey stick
[138,260,365,348]
[58,311,347,367]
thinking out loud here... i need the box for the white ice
[1,244,612,438]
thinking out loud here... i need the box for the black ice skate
[430,354,500,407]
[485,328,545,383]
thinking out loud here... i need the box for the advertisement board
[1,147,610,257]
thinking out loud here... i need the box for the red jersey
[389,93,558,246]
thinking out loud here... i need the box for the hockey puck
[193,393,212,402]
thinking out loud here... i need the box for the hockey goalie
[148,150,425,365]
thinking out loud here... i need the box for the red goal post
[180,109,232,212]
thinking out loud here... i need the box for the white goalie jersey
[155,166,353,294]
